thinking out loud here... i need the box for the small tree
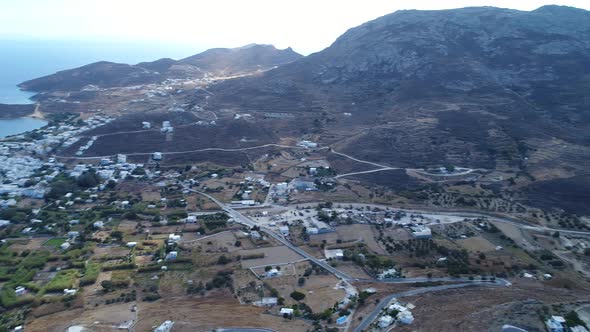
[290,291,306,302]
[217,255,230,265]
[101,280,113,291]
[444,164,455,172]
[77,172,100,188]
[298,277,306,286]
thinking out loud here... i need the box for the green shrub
[143,293,161,302]
[0,287,34,308]
[290,291,305,301]
[20,251,50,269]
[80,263,101,286]
[44,270,78,292]
[44,238,67,248]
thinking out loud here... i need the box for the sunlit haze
[2,0,589,55]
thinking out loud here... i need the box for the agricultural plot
[8,238,51,253]
[134,296,311,332]
[263,261,346,313]
[43,238,67,249]
[240,246,305,269]
[44,270,78,293]
[456,236,498,252]
[310,224,387,255]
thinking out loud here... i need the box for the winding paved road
[190,189,354,280]
[358,276,511,285]
[335,167,397,179]
[54,143,313,160]
[188,190,589,332]
[330,150,391,169]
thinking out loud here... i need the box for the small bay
[0,117,47,138]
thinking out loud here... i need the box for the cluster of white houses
[0,155,60,200]
[0,115,115,202]
[377,300,415,329]
[68,155,142,184]
[11,115,113,156]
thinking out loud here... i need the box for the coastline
[30,103,45,120]
[0,84,43,119]
[0,86,47,138]
[0,116,47,139]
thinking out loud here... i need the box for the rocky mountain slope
[18,61,162,92]
[18,44,302,92]
[200,6,590,122]
[192,6,590,213]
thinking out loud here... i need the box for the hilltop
[18,44,302,92]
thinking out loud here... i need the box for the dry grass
[263,263,346,313]
[333,261,372,279]
[389,280,590,332]
[135,295,311,332]
[456,236,498,252]
[117,220,138,232]
[26,301,135,332]
[310,224,387,255]
[93,245,131,258]
[239,246,305,269]
[9,237,51,253]
[141,190,161,202]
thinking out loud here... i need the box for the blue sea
[0,38,203,104]
[0,117,48,138]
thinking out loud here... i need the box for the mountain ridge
[185,5,590,214]
[18,44,302,92]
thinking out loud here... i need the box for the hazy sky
[1,0,589,55]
